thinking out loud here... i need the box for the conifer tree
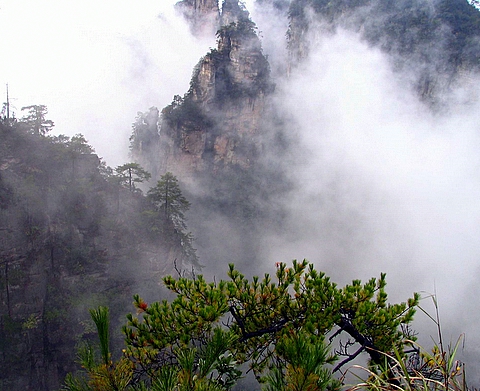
[65,262,422,390]
[123,260,419,385]
[115,162,151,192]
[20,104,54,135]
[147,172,190,231]
[147,172,200,269]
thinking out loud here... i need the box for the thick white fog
[0,0,216,166]
[257,21,480,365]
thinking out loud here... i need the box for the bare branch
[333,345,365,373]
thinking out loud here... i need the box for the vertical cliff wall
[132,0,274,181]
[128,0,284,273]
[175,0,220,36]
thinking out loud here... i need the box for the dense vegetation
[2,0,480,389]
[63,261,467,391]
[0,114,198,390]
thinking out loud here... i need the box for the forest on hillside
[0,112,199,389]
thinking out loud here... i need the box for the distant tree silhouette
[147,172,200,269]
[20,104,54,135]
[147,172,190,230]
[115,162,151,192]
[129,107,159,153]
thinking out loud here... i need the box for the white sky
[0,0,253,166]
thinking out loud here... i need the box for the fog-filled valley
[2,0,480,389]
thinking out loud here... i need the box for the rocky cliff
[136,0,480,181]
[128,0,283,275]
[132,0,274,181]
[129,0,480,276]
[175,0,220,37]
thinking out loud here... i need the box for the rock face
[133,0,273,180]
[221,0,247,25]
[175,0,220,37]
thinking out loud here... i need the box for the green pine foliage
[63,261,429,390]
[89,306,111,366]
[117,260,419,389]
[115,162,152,192]
[262,330,340,391]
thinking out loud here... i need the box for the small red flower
[138,301,148,312]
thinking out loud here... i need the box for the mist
[250,12,480,376]
[0,0,216,166]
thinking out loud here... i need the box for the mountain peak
[175,0,220,36]
[131,1,273,178]
[221,0,250,25]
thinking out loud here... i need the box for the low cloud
[0,0,216,166]
[259,27,480,359]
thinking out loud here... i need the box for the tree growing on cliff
[129,107,159,154]
[146,172,200,269]
[68,134,95,155]
[147,172,189,230]
[115,162,151,192]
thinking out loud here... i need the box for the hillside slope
[0,121,196,390]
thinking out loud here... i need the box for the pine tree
[122,260,419,387]
[20,105,54,135]
[147,172,200,270]
[147,172,190,231]
[115,162,151,192]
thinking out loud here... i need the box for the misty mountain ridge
[130,0,480,384]
[133,0,480,179]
